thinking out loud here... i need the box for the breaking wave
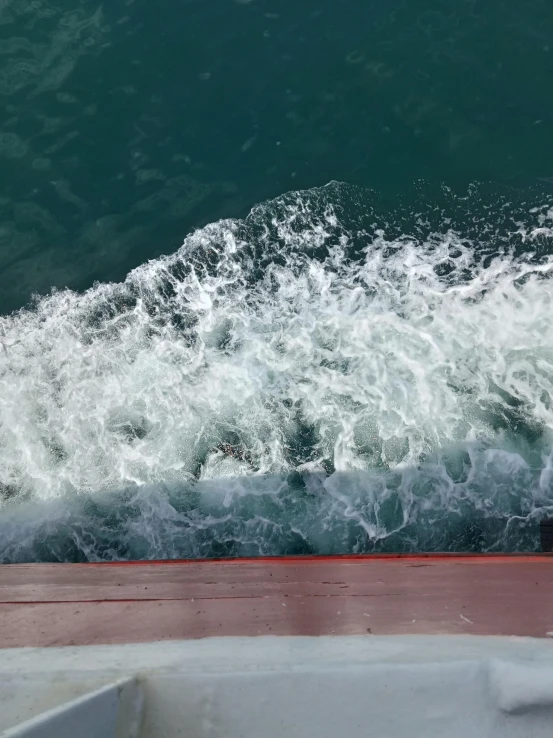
[1,182,553,561]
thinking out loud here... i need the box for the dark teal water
[2,0,553,312]
[1,0,553,561]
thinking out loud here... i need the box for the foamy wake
[1,182,553,560]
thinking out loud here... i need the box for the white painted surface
[1,636,553,737]
[0,679,142,738]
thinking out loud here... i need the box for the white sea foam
[1,183,552,559]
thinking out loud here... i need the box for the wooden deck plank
[0,556,552,647]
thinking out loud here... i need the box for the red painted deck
[0,555,552,647]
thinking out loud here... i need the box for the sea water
[1,183,553,560]
[1,1,553,561]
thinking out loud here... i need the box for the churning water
[1,182,553,561]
